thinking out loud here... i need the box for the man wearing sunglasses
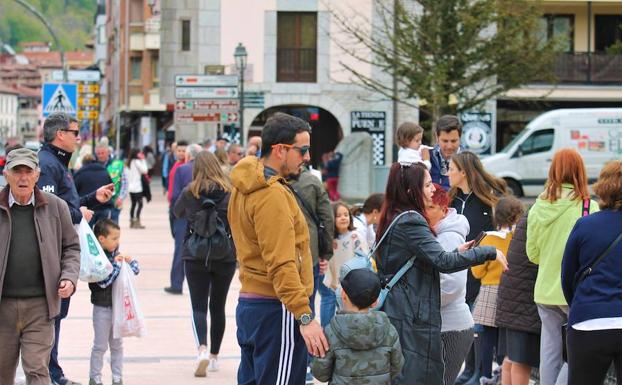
[228,112,328,385]
[38,112,114,385]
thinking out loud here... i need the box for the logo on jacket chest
[42,185,55,193]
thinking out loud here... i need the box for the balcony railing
[552,52,622,84]
[277,48,317,82]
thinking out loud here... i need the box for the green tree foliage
[331,0,561,125]
[0,0,96,51]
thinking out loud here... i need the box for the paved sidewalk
[58,185,243,385]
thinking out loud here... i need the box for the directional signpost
[174,74,239,125]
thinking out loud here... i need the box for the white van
[482,108,622,197]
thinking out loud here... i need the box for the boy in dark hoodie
[311,269,404,384]
[88,219,140,385]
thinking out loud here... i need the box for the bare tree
[331,0,561,126]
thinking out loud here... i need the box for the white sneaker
[194,351,209,377]
[208,356,219,372]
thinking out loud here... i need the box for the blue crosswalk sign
[42,83,77,117]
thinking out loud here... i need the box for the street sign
[243,91,265,108]
[77,84,100,93]
[78,97,100,107]
[174,111,239,123]
[175,75,238,87]
[175,99,239,111]
[77,110,99,120]
[51,70,101,82]
[175,87,238,99]
[42,83,77,117]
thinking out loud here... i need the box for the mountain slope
[0,0,96,52]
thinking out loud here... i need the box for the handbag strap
[287,185,323,228]
[368,210,417,258]
[581,198,590,217]
[574,232,622,289]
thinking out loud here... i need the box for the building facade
[104,0,168,155]
[0,85,19,139]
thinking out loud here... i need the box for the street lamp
[234,43,247,145]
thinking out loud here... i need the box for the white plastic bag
[78,219,114,282]
[112,262,146,338]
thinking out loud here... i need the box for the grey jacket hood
[331,311,389,350]
[436,209,470,245]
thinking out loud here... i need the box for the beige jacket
[0,186,80,319]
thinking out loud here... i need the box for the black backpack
[185,197,235,263]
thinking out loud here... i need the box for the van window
[517,129,554,156]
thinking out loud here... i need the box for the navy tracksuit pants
[237,298,307,385]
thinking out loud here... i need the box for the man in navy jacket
[38,112,114,385]
[429,115,463,191]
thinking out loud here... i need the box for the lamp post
[14,0,67,82]
[234,43,247,145]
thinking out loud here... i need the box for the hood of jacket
[230,156,284,195]
[532,184,582,227]
[436,208,469,239]
[330,311,389,350]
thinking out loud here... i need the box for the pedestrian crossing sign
[42,83,77,117]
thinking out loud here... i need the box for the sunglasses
[272,143,310,157]
[61,129,80,137]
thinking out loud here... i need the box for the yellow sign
[77,110,99,120]
[77,84,100,93]
[78,97,100,107]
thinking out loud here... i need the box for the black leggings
[130,192,143,219]
[184,261,236,354]
[568,327,622,385]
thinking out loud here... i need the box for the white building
[0,84,19,140]
[160,0,416,166]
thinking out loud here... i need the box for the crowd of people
[0,110,621,385]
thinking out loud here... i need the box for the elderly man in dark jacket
[0,148,80,385]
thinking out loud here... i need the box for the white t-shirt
[397,147,431,169]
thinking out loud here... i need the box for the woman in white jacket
[427,183,474,385]
[127,148,148,229]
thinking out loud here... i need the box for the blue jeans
[170,216,188,291]
[49,298,70,383]
[318,276,336,327]
[110,207,121,224]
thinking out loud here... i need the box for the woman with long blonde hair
[174,151,236,377]
[526,148,599,385]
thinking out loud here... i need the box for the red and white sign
[175,75,238,87]
[175,87,238,99]
[175,111,239,123]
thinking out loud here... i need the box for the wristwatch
[298,313,314,326]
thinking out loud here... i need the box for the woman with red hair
[374,163,508,385]
[526,148,599,385]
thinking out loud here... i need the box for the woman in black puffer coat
[375,162,508,385]
[495,211,541,385]
[174,150,236,377]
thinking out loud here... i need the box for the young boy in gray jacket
[311,269,404,384]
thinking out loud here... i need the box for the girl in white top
[127,148,148,228]
[427,184,474,385]
[323,202,368,324]
[396,121,431,169]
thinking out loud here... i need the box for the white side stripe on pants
[276,304,295,385]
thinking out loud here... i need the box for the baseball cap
[5,148,39,170]
[340,268,381,309]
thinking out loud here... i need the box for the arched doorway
[249,105,343,168]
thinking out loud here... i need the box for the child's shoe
[479,376,496,385]
[208,355,219,372]
[89,378,103,385]
[194,350,209,377]
[112,380,123,385]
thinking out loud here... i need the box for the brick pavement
[55,184,328,385]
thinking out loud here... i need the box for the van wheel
[505,179,523,197]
